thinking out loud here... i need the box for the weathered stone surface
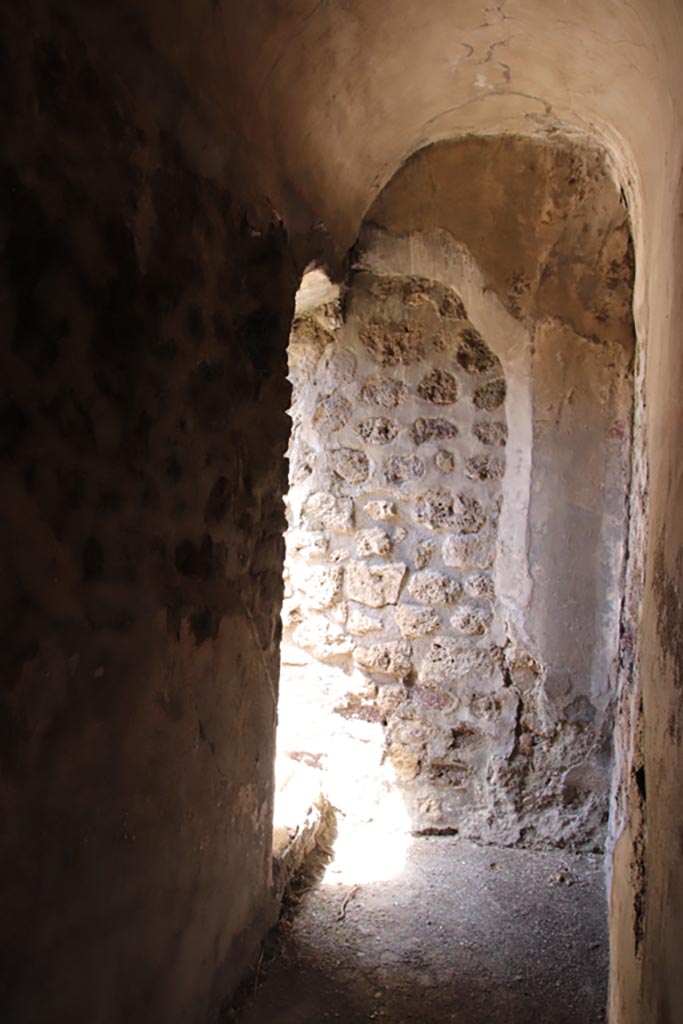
[364,499,397,520]
[466,454,505,481]
[506,649,542,691]
[345,561,407,607]
[289,437,316,483]
[302,492,354,531]
[356,527,393,557]
[354,640,413,677]
[293,617,355,660]
[331,447,370,483]
[385,454,425,484]
[395,605,441,638]
[322,346,357,385]
[450,602,493,636]
[456,328,500,374]
[376,684,407,716]
[439,290,468,320]
[473,378,506,411]
[415,490,486,532]
[415,539,436,569]
[360,376,406,407]
[388,744,421,782]
[313,393,352,431]
[473,420,508,446]
[286,530,330,559]
[409,570,461,605]
[415,489,457,529]
[347,609,384,635]
[463,572,495,599]
[417,368,459,404]
[360,318,425,366]
[443,533,496,569]
[296,565,344,609]
[410,416,459,445]
[288,318,329,380]
[435,449,455,473]
[290,314,335,351]
[413,685,454,711]
[356,416,399,445]
[420,639,491,685]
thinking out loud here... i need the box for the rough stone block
[443,533,495,569]
[295,564,344,609]
[473,378,506,411]
[401,277,440,307]
[439,290,467,320]
[420,638,491,685]
[473,419,508,446]
[413,684,453,710]
[408,570,461,605]
[415,490,486,532]
[356,527,393,557]
[312,393,352,431]
[355,417,399,445]
[450,602,493,636]
[302,492,354,531]
[360,377,406,408]
[364,499,397,520]
[360,318,426,366]
[395,605,441,638]
[465,454,505,481]
[289,438,316,484]
[414,539,436,569]
[286,529,329,560]
[353,640,413,677]
[347,609,384,635]
[463,572,495,599]
[410,416,459,445]
[388,744,421,781]
[345,561,407,607]
[331,447,370,483]
[288,331,329,385]
[417,368,459,404]
[456,328,500,374]
[384,454,425,484]
[374,686,405,719]
[435,449,455,473]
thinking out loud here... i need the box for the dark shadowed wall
[0,4,296,1020]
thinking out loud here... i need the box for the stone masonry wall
[281,237,633,849]
[282,270,514,838]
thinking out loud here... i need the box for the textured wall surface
[282,271,511,837]
[0,4,295,1021]
[282,139,635,848]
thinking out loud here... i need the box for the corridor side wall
[0,5,295,1022]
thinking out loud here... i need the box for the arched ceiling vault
[129,0,682,259]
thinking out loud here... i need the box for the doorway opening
[261,134,637,1023]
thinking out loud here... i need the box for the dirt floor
[234,834,608,1024]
